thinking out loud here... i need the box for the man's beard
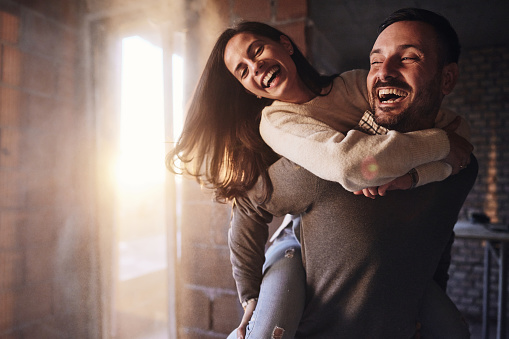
[370,74,443,133]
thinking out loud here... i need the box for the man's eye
[370,60,382,65]
[402,57,418,62]
[255,46,263,56]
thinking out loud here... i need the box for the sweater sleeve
[260,109,450,192]
[228,158,319,303]
[412,107,472,187]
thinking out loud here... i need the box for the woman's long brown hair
[166,22,334,203]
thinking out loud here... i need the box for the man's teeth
[378,88,408,103]
[263,66,279,87]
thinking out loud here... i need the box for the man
[229,8,477,338]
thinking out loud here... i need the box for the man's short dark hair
[378,8,461,65]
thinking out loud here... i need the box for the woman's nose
[251,60,264,76]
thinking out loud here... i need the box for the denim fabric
[227,234,305,339]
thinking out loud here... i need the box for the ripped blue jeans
[227,233,305,339]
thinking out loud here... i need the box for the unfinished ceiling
[308,0,509,72]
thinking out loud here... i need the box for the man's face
[367,21,446,132]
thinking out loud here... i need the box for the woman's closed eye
[240,67,248,79]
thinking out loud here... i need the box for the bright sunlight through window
[117,36,165,188]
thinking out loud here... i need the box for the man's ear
[279,35,293,54]
[441,62,459,95]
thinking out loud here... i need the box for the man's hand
[236,299,257,339]
[443,116,473,174]
[353,173,413,198]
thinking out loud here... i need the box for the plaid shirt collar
[356,110,389,136]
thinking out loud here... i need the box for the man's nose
[378,58,399,80]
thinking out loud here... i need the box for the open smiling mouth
[262,66,281,88]
[378,88,408,103]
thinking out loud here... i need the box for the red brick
[276,0,307,21]
[0,12,20,44]
[180,245,236,290]
[0,86,21,127]
[179,287,210,330]
[0,290,15,331]
[55,60,75,101]
[182,178,214,202]
[211,293,242,333]
[24,173,58,208]
[58,29,77,64]
[25,245,55,284]
[211,203,231,246]
[21,209,58,248]
[178,328,225,339]
[0,211,21,249]
[0,127,20,168]
[275,21,307,56]
[233,0,271,21]
[19,128,62,172]
[181,201,214,244]
[23,12,62,58]
[20,93,54,129]
[18,0,80,26]
[0,170,25,208]
[22,53,56,96]
[15,282,53,324]
[0,250,24,290]
[0,331,20,339]
[21,319,67,339]
[202,0,230,29]
[2,45,21,86]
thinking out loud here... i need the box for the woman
[167,21,470,338]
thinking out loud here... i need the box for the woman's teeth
[263,66,280,88]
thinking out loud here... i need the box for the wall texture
[0,0,95,338]
[444,46,509,320]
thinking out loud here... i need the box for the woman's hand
[353,173,413,198]
[236,299,257,339]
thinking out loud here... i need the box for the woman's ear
[279,35,294,55]
[441,62,459,95]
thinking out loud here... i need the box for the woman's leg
[418,280,470,339]
[227,231,306,339]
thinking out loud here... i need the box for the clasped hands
[354,116,473,199]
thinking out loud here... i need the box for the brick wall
[177,1,308,338]
[0,0,95,338]
[444,46,509,322]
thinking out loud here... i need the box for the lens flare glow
[361,156,379,180]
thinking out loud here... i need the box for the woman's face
[224,32,311,103]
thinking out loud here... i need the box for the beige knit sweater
[260,69,470,191]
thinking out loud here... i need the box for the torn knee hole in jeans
[284,248,295,258]
[272,326,285,339]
